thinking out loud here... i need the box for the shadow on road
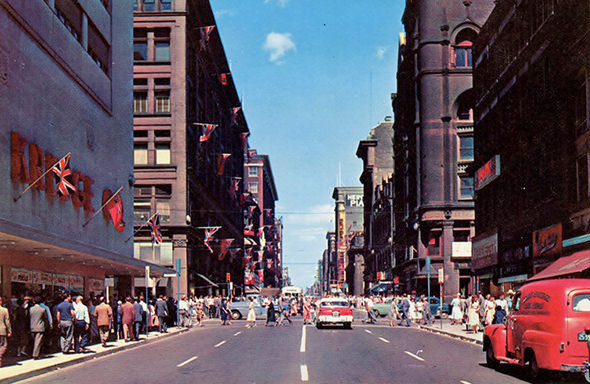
[478,362,588,383]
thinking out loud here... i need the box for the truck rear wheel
[525,350,540,381]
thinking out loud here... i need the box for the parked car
[425,297,450,318]
[483,279,590,382]
[230,296,266,320]
[371,297,449,318]
[316,298,353,329]
[372,298,395,317]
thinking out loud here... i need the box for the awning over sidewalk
[528,250,590,281]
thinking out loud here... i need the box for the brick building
[132,0,247,297]
[473,0,590,293]
[391,0,494,301]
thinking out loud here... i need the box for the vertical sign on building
[337,203,346,287]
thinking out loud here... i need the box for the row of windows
[133,91,170,114]
[133,0,173,12]
[51,0,111,75]
[134,143,170,165]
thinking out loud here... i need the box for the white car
[316,298,353,329]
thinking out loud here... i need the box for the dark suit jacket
[29,304,48,333]
[133,302,144,322]
[155,300,168,317]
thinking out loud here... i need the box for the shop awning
[528,250,590,282]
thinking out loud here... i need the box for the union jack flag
[218,73,229,85]
[107,192,125,232]
[244,224,254,237]
[200,25,216,51]
[52,153,76,197]
[240,132,249,151]
[218,239,234,261]
[231,177,241,199]
[217,153,231,176]
[204,227,219,253]
[147,213,162,244]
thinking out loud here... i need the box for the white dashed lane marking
[214,340,226,348]
[404,350,425,362]
[176,355,198,368]
[365,329,373,334]
[300,325,307,353]
[378,337,390,343]
[233,331,241,336]
[300,364,309,382]
[460,381,473,384]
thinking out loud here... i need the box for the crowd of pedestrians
[449,291,513,333]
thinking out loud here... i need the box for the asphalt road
[18,319,587,384]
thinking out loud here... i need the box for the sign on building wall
[533,223,562,258]
[346,194,364,207]
[452,242,472,258]
[475,155,501,191]
[472,232,498,270]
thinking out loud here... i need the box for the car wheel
[344,322,352,329]
[371,309,380,318]
[525,350,540,381]
[441,312,449,319]
[316,322,323,329]
[231,310,242,320]
[485,345,499,369]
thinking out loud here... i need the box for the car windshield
[321,301,348,307]
[573,294,590,312]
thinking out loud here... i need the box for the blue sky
[211,0,405,289]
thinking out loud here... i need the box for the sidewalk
[419,319,483,345]
[0,326,189,383]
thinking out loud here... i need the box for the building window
[155,143,171,165]
[156,200,171,223]
[248,166,258,176]
[427,231,441,256]
[577,154,589,202]
[459,136,474,160]
[249,182,259,194]
[55,0,82,41]
[133,92,148,114]
[87,21,110,75]
[154,28,170,62]
[453,29,477,68]
[160,0,172,11]
[460,176,474,198]
[142,0,156,11]
[134,143,148,165]
[155,91,170,113]
[133,201,151,223]
[133,29,148,61]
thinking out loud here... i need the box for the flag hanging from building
[231,177,241,199]
[231,107,241,126]
[52,153,76,197]
[106,192,125,233]
[257,250,264,262]
[147,213,162,244]
[266,259,273,269]
[217,153,231,176]
[240,132,249,151]
[257,226,266,238]
[243,249,252,267]
[199,25,216,51]
[198,124,218,143]
[218,73,230,85]
[218,239,234,261]
[204,227,220,253]
[264,209,272,219]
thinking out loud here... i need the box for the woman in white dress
[468,295,481,333]
[414,298,424,322]
[246,297,256,328]
[450,293,463,325]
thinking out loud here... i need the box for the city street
[16,318,562,384]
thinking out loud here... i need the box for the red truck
[483,279,590,382]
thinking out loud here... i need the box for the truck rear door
[566,290,590,361]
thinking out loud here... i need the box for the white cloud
[263,32,296,63]
[214,9,234,18]
[265,0,289,7]
[376,46,389,59]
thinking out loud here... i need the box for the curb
[418,325,483,345]
[2,328,190,384]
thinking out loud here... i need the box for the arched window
[455,90,474,121]
[453,29,477,68]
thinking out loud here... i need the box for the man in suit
[29,296,48,359]
[120,297,135,342]
[399,293,411,327]
[155,295,168,333]
[132,297,144,341]
[0,296,11,367]
[93,297,112,347]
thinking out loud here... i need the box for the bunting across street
[197,123,218,143]
[199,25,215,51]
[231,107,241,126]
[203,226,220,253]
[217,153,231,176]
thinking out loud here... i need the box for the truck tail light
[560,342,565,352]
